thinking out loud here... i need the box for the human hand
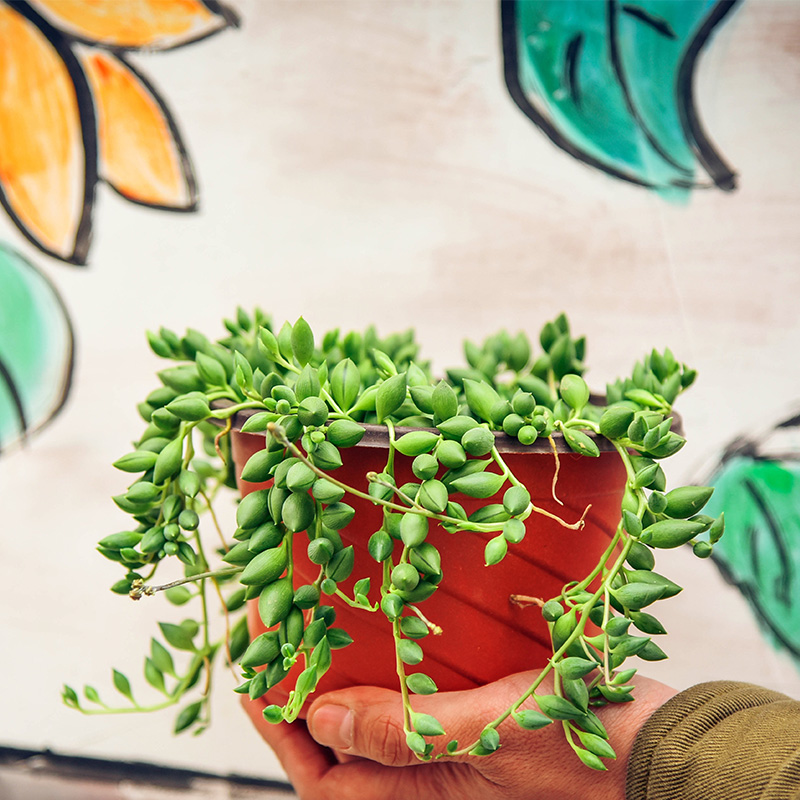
[241,670,676,800]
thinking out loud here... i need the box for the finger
[240,695,337,793]
[242,696,492,800]
[306,671,546,766]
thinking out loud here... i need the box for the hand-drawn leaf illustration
[28,0,240,51]
[0,3,94,264]
[0,0,238,265]
[501,0,741,195]
[704,443,800,664]
[79,49,197,211]
[0,243,74,453]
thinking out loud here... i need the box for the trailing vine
[64,310,722,768]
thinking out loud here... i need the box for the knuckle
[372,711,410,765]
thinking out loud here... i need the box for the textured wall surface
[1,0,799,783]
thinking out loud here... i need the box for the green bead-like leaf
[151,639,176,677]
[112,669,134,701]
[535,694,583,721]
[286,462,316,492]
[258,579,293,628]
[158,622,195,652]
[241,449,281,483]
[562,427,600,457]
[611,582,666,610]
[368,530,393,562]
[321,502,355,530]
[310,441,343,471]
[418,479,448,513]
[166,394,210,422]
[406,673,438,695]
[391,563,420,592]
[397,638,424,665]
[153,437,183,484]
[241,631,281,668]
[325,545,355,582]
[436,439,466,469]
[411,712,444,737]
[400,616,429,639]
[113,450,158,473]
[281,492,315,532]
[307,537,335,565]
[297,396,328,427]
[326,419,365,448]
[640,519,706,549]
[637,640,668,661]
[557,657,598,680]
[560,374,589,410]
[195,351,228,387]
[408,542,441,576]
[312,478,346,504]
[450,471,505,499]
[503,485,530,516]
[484,534,508,566]
[329,359,361,411]
[599,405,635,439]
[574,747,607,771]
[326,628,354,649]
[513,709,553,730]
[240,545,288,586]
[98,531,143,550]
[463,379,500,423]
[174,701,202,734]
[406,731,427,754]
[400,513,428,547]
[376,373,407,422]
[291,317,314,366]
[431,380,458,421]
[295,363,321,401]
[663,486,714,519]
[236,490,271,530]
[626,540,656,571]
[394,430,439,457]
[479,727,501,752]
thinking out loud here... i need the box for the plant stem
[130,567,241,599]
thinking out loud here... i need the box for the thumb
[305,670,550,767]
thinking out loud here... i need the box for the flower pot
[232,421,627,709]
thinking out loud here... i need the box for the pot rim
[212,399,621,454]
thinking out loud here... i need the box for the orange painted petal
[29,0,237,50]
[0,5,89,262]
[79,50,196,210]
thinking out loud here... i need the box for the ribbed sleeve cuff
[626,681,800,800]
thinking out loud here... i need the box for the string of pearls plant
[64,310,723,770]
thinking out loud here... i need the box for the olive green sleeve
[626,681,800,800]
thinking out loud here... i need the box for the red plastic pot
[232,421,626,708]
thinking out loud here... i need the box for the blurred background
[1,0,799,792]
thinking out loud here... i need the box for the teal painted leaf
[705,455,800,665]
[502,0,741,196]
[0,243,74,452]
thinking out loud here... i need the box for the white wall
[1,0,799,781]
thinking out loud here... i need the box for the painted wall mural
[0,243,74,452]
[501,0,741,196]
[0,0,238,453]
[703,415,800,668]
[0,0,238,266]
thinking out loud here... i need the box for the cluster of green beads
[62,309,723,772]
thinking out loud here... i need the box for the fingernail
[308,704,353,749]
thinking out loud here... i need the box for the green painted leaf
[502,0,739,196]
[0,243,74,452]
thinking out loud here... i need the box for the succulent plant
[64,309,722,770]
